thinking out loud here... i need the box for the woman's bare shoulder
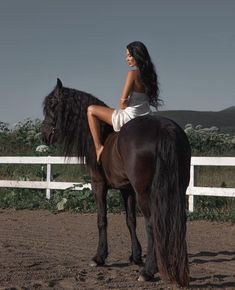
[125,70,136,80]
[128,68,140,73]
[127,69,140,78]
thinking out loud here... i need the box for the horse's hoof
[138,271,154,282]
[130,259,144,266]
[138,274,146,282]
[89,260,98,267]
[90,257,106,267]
[134,259,144,266]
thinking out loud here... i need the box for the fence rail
[0,156,234,212]
[187,157,235,212]
[0,156,90,199]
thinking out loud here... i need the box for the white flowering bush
[0,118,61,157]
[36,145,49,153]
[0,118,43,156]
[12,118,42,146]
[185,124,235,155]
[1,117,235,157]
[0,122,10,133]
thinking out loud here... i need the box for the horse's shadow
[189,250,235,264]
[189,251,235,289]
[104,261,160,282]
[104,252,235,287]
[105,262,130,268]
[190,278,235,289]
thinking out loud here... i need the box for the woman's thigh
[89,105,115,125]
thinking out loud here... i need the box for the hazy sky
[0,0,235,124]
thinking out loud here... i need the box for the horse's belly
[102,157,129,188]
[101,133,129,188]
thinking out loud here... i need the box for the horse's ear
[54,78,63,97]
[56,78,63,89]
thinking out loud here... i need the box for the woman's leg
[87,105,114,162]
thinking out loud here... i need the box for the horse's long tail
[150,129,190,287]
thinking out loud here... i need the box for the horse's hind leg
[90,181,108,267]
[121,189,143,265]
[135,193,158,281]
[138,216,158,281]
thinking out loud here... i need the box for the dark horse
[41,78,191,287]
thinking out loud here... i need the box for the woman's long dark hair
[127,41,162,109]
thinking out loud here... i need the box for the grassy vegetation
[0,186,234,223]
[0,187,124,214]
[0,118,234,222]
[195,166,235,187]
[188,196,235,223]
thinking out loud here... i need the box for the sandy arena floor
[0,210,234,290]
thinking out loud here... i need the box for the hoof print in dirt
[48,281,56,287]
[97,272,105,281]
[76,269,88,282]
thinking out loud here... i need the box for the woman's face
[126,49,137,67]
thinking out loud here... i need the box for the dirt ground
[0,210,234,290]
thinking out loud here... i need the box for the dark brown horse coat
[42,79,191,287]
[101,132,129,188]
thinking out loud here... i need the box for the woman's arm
[119,71,135,109]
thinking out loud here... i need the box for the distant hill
[155,106,235,134]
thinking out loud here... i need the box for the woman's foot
[96,145,104,163]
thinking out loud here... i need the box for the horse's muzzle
[41,125,57,145]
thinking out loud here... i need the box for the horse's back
[101,114,190,191]
[128,113,186,132]
[117,114,191,191]
[118,114,189,151]
[101,115,167,188]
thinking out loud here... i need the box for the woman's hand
[119,98,128,109]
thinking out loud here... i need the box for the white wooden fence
[0,156,234,212]
[0,156,91,200]
[187,157,235,212]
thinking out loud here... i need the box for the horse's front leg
[121,188,143,265]
[90,181,108,267]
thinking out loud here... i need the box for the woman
[87,41,161,162]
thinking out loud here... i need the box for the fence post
[188,164,194,212]
[46,160,51,199]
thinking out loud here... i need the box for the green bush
[0,118,234,222]
[49,187,124,213]
[0,188,49,210]
[0,187,124,213]
[185,124,235,155]
[188,208,235,223]
[0,118,61,156]
[187,196,235,223]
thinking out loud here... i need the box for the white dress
[111,91,151,132]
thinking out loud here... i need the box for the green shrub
[0,188,49,210]
[50,187,124,213]
[185,124,235,155]
[188,208,235,223]
[187,196,235,223]
[0,119,234,222]
[0,187,124,213]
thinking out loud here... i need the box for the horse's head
[41,78,112,161]
[41,78,63,145]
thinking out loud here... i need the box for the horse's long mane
[43,80,113,165]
